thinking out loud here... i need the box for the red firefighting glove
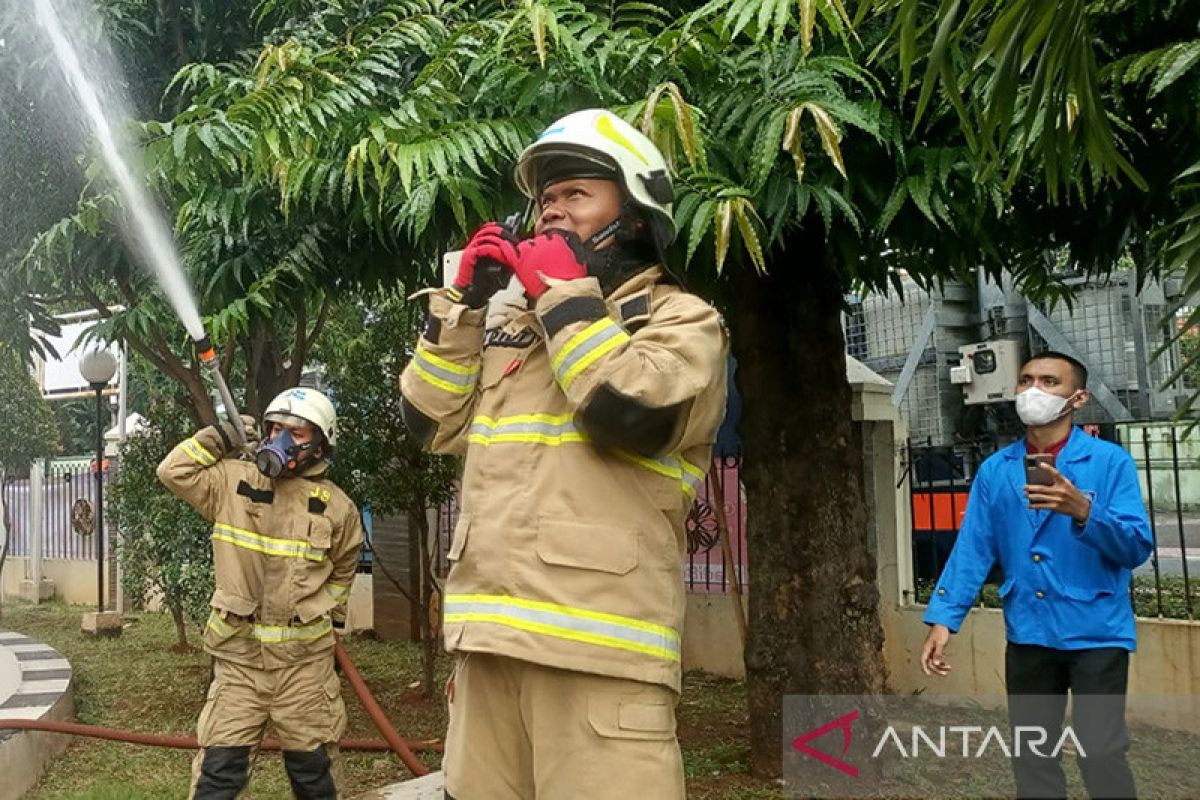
[510,230,590,299]
[452,223,520,308]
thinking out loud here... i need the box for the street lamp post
[80,349,117,613]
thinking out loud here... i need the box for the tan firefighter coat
[400,266,729,691]
[157,426,363,670]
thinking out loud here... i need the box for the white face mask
[1015,386,1079,427]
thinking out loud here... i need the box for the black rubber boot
[282,745,337,799]
[193,745,252,799]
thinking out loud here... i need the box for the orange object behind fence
[911,491,969,531]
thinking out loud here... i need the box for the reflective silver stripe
[253,618,332,643]
[468,415,701,498]
[615,451,706,498]
[182,437,216,466]
[680,459,706,498]
[413,345,479,390]
[212,522,327,562]
[444,594,680,662]
[205,611,332,643]
[206,610,236,637]
[467,414,587,445]
[552,319,629,389]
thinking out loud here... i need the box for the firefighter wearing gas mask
[400,109,730,800]
[157,387,363,800]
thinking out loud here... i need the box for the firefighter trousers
[443,652,685,800]
[189,656,348,799]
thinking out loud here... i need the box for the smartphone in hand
[1025,453,1056,486]
[442,211,529,317]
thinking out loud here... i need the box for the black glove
[215,414,260,454]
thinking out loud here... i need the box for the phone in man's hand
[1025,453,1056,486]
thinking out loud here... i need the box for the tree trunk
[170,602,189,648]
[410,501,437,701]
[162,0,190,67]
[0,468,8,622]
[243,317,298,417]
[728,229,887,778]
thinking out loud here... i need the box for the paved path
[0,631,71,730]
[357,771,445,799]
[0,629,74,800]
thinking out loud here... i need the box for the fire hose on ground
[0,640,436,776]
[0,339,436,778]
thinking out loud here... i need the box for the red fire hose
[334,638,432,776]
[0,718,440,754]
[0,639,437,777]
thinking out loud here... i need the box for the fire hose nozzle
[193,335,218,367]
[193,335,247,447]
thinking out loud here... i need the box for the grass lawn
[1,601,785,799]
[3,601,1197,799]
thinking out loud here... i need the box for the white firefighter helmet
[263,387,338,448]
[514,108,676,250]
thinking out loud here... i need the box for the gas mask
[255,428,318,478]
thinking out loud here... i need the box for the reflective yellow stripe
[550,319,631,391]
[468,415,702,496]
[325,582,350,602]
[551,319,612,372]
[680,459,707,500]
[212,522,327,562]
[473,413,575,426]
[468,432,590,446]
[445,593,680,662]
[206,610,332,643]
[182,438,216,466]
[616,452,707,499]
[410,345,479,396]
[415,345,478,376]
[559,330,628,390]
[444,612,679,661]
[206,610,236,637]
[411,363,475,395]
[253,618,332,643]
[468,414,587,447]
[617,450,678,480]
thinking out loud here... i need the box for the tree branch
[306,293,333,355]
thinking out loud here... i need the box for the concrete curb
[356,770,444,799]
[0,630,75,800]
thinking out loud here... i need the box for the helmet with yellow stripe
[515,109,676,252]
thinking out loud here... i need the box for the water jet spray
[33,0,246,439]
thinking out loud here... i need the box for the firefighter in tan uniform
[157,387,363,800]
[400,109,729,799]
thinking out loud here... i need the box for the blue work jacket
[923,427,1153,651]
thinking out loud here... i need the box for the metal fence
[433,455,748,593]
[2,460,106,561]
[905,424,1199,620]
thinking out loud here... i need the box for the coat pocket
[448,515,470,563]
[211,588,257,618]
[307,516,333,553]
[1061,583,1117,601]
[202,608,252,654]
[587,693,676,741]
[536,517,637,575]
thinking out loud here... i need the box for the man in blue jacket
[921,351,1152,799]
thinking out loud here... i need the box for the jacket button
[1032,554,1041,563]
[937,588,945,596]
[1036,591,1045,599]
